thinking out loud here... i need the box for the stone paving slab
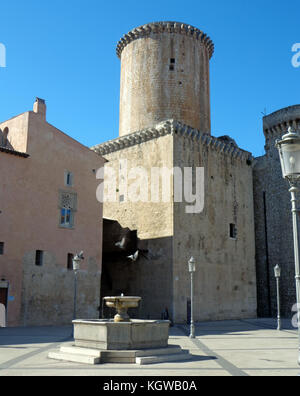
[0,319,299,376]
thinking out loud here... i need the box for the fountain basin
[73,319,170,350]
[104,296,141,322]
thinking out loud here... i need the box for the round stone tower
[116,21,214,137]
[254,104,300,318]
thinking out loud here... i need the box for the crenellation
[263,105,300,139]
[214,141,222,152]
[173,22,180,33]
[92,120,252,163]
[127,32,135,40]
[292,119,298,130]
[116,21,214,60]
[275,125,282,136]
[232,149,239,159]
[202,34,209,44]
[206,136,213,147]
[144,24,152,34]
[228,146,235,155]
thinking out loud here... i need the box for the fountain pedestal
[73,319,170,350]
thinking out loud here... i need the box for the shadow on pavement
[0,326,72,346]
[0,318,296,348]
[171,318,296,337]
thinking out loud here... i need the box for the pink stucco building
[0,98,105,326]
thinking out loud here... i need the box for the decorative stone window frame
[58,190,77,229]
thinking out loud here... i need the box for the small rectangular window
[0,242,4,255]
[35,250,44,266]
[230,224,237,239]
[170,58,175,64]
[64,171,73,187]
[67,253,74,270]
[169,65,174,71]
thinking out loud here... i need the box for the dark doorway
[0,287,8,308]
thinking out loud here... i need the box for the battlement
[263,105,300,138]
[92,120,251,163]
[116,21,214,59]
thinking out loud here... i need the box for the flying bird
[127,251,139,261]
[115,237,126,250]
[77,251,84,260]
[127,250,149,261]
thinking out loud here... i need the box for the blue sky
[0,0,299,157]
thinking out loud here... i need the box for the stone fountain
[48,295,191,365]
[104,295,141,322]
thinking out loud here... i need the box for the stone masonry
[94,124,257,321]
[117,22,213,137]
[253,105,300,318]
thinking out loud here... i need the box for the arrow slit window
[229,223,237,239]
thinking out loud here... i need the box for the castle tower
[254,105,300,318]
[117,22,214,137]
[94,22,257,323]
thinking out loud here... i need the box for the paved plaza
[0,318,299,377]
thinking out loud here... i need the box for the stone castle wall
[172,125,257,322]
[94,120,257,323]
[253,106,300,318]
[96,132,174,320]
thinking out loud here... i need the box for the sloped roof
[0,146,29,158]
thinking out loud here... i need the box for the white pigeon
[115,237,126,250]
[127,251,139,261]
[77,251,84,260]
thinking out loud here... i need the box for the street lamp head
[188,257,196,273]
[73,252,84,272]
[276,127,300,181]
[274,264,281,278]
